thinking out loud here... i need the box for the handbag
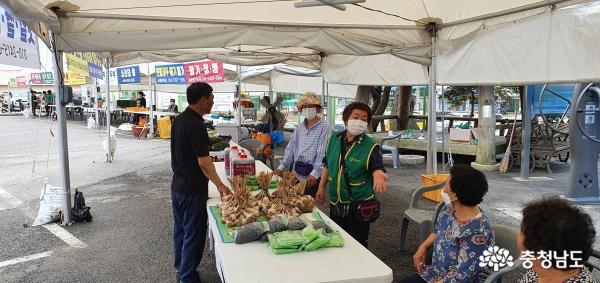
[333,133,381,223]
[293,161,314,177]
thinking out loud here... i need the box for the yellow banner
[66,53,89,76]
[64,72,86,85]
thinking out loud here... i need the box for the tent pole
[92,78,99,128]
[268,71,273,132]
[50,34,73,225]
[237,65,242,142]
[426,24,438,174]
[105,57,112,163]
[147,63,154,138]
[520,86,532,180]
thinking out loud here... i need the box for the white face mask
[440,190,453,207]
[302,108,318,120]
[346,119,368,136]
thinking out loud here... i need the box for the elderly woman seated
[518,197,596,283]
[400,165,495,283]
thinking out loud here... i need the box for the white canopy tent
[5,0,600,223]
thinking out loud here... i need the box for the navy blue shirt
[171,107,210,196]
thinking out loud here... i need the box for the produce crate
[420,174,449,202]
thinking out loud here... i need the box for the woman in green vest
[316,102,388,247]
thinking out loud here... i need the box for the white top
[207,161,393,283]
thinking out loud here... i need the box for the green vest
[326,132,378,204]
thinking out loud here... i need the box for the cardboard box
[449,128,473,142]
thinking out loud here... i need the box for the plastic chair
[379,132,402,168]
[484,224,522,283]
[400,182,446,251]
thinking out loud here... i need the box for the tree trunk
[474,86,497,167]
[371,86,390,131]
[370,86,382,114]
[398,86,412,130]
[355,86,372,104]
[390,87,400,130]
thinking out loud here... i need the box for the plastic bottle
[231,151,256,177]
[224,146,239,177]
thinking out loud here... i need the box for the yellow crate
[157,116,172,139]
[420,174,450,202]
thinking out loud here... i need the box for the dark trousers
[398,273,427,283]
[171,190,208,283]
[303,177,320,198]
[329,212,370,248]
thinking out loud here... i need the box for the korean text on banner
[88,63,104,80]
[31,72,53,84]
[184,61,224,83]
[41,72,53,84]
[64,72,86,85]
[156,64,186,84]
[117,66,141,84]
[66,53,89,76]
[0,6,40,69]
[16,76,26,87]
[31,73,43,84]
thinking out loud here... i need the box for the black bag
[71,189,93,223]
[332,133,380,223]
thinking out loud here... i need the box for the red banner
[184,60,224,83]
[16,76,27,87]
[30,73,42,84]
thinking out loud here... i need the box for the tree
[443,86,514,117]
[354,86,391,131]
[443,86,477,117]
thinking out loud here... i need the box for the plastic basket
[420,174,449,202]
[157,117,172,139]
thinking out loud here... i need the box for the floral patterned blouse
[518,268,596,283]
[419,206,495,283]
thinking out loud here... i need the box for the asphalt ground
[0,115,598,282]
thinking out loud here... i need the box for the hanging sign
[66,52,104,78]
[184,60,224,83]
[30,72,43,84]
[155,63,186,84]
[8,77,16,87]
[116,65,140,84]
[64,72,86,85]
[88,63,104,80]
[16,76,26,87]
[30,72,54,84]
[41,72,54,84]
[0,6,40,69]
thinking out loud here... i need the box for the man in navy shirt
[170,82,230,283]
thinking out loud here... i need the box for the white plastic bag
[87,116,97,129]
[23,106,32,118]
[33,182,64,226]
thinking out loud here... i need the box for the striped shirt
[278,118,330,180]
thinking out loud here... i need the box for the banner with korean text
[0,5,40,69]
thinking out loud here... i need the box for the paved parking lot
[0,115,598,282]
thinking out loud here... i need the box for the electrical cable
[351,3,426,24]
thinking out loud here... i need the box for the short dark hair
[138,91,144,96]
[170,98,176,102]
[342,102,372,123]
[187,83,213,105]
[448,165,488,206]
[521,197,596,270]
